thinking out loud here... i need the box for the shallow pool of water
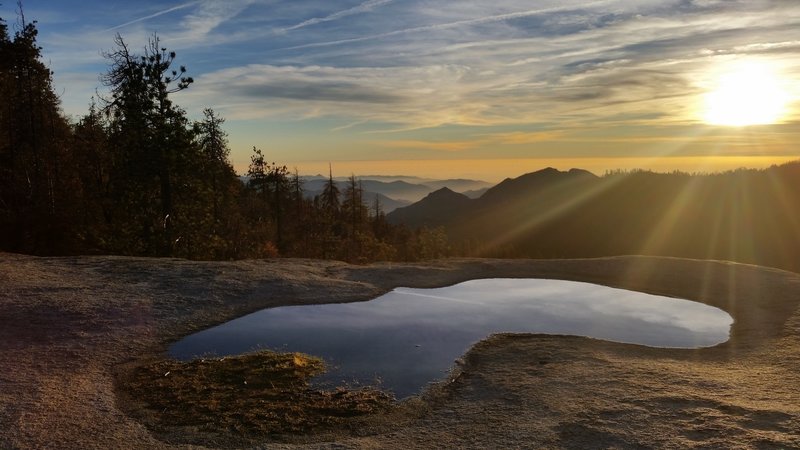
[169,279,732,398]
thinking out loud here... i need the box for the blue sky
[2,0,799,180]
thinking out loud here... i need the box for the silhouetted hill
[358,180,433,202]
[388,162,800,272]
[366,192,411,213]
[424,179,493,192]
[477,167,598,205]
[388,167,599,229]
[449,167,601,250]
[388,187,473,228]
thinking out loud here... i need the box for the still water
[169,279,733,398]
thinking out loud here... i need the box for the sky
[2,0,799,181]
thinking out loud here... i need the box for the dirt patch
[1,254,799,449]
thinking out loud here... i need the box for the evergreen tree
[267,162,289,251]
[371,194,389,240]
[101,33,194,256]
[283,167,314,256]
[0,9,76,253]
[341,175,365,236]
[193,108,241,258]
[318,165,342,257]
[321,165,340,213]
[71,102,111,249]
[0,13,12,243]
[245,147,290,255]
[341,175,368,259]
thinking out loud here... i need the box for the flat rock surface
[1,254,799,449]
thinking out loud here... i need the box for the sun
[703,61,791,126]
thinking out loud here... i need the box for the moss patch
[121,351,395,440]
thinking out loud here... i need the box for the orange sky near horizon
[244,155,800,183]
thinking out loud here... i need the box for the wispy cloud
[375,131,565,153]
[104,1,200,32]
[170,0,257,42]
[280,0,393,33]
[281,0,613,51]
[20,0,800,165]
[330,119,369,132]
[179,63,482,125]
[489,131,566,145]
[377,140,479,152]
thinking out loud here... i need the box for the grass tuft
[122,350,395,436]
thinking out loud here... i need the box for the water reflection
[170,279,732,398]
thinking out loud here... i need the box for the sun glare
[703,61,791,126]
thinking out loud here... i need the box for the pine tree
[102,33,194,256]
[0,8,76,253]
[371,194,389,239]
[193,108,238,256]
[71,102,111,249]
[0,14,12,241]
[341,175,364,236]
[245,147,290,256]
[321,164,340,213]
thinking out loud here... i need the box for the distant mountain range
[240,175,493,213]
[388,167,597,228]
[302,186,411,213]
[387,163,800,273]
[302,179,433,203]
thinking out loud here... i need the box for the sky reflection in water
[169,279,733,398]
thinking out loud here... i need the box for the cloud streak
[376,131,565,153]
[171,0,257,42]
[105,1,201,32]
[281,0,393,33]
[280,0,613,51]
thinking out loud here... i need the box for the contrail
[281,0,393,33]
[281,0,611,50]
[104,1,201,32]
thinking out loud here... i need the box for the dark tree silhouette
[321,164,341,213]
[0,11,456,263]
[102,33,195,256]
[0,8,76,253]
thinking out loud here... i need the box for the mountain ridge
[387,162,800,273]
[387,187,473,228]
